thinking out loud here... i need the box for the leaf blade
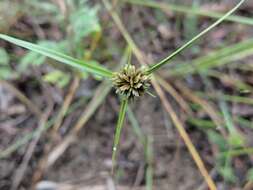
[0,34,113,78]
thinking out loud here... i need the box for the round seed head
[112,64,150,99]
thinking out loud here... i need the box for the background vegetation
[0,0,253,189]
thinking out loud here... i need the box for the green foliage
[219,167,236,183]
[227,133,245,148]
[19,40,68,70]
[208,130,227,151]
[23,0,64,23]
[187,118,216,130]
[0,48,9,65]
[208,131,236,183]
[66,0,102,58]
[183,1,200,55]
[220,101,245,148]
[206,101,246,182]
[206,101,245,183]
[69,3,101,44]
[18,40,71,87]
[43,70,71,88]
[1,0,106,87]
[183,2,198,40]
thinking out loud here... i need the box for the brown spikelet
[112,64,150,99]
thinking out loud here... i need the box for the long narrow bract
[147,0,246,74]
[0,34,113,78]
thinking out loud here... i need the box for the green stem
[112,98,128,172]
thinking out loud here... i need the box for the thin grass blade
[147,0,246,74]
[112,98,128,172]
[0,34,113,78]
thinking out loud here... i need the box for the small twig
[197,169,217,190]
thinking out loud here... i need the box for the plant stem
[112,98,128,173]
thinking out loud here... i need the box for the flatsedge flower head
[112,64,150,99]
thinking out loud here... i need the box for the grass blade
[124,0,253,26]
[147,0,246,74]
[112,98,128,172]
[0,34,113,78]
[220,100,245,147]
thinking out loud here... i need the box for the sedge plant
[0,0,246,184]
